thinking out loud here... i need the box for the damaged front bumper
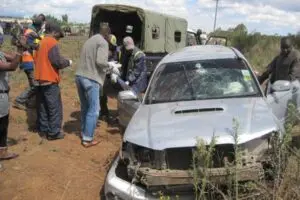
[104,156,194,200]
[105,156,264,200]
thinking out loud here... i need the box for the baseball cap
[45,22,64,38]
[123,36,135,50]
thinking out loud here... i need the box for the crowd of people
[0,14,299,169]
[0,15,147,168]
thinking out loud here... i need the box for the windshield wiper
[182,64,196,100]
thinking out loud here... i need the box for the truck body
[89,4,195,77]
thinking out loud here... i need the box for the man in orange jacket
[34,22,72,140]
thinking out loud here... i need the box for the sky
[0,0,299,35]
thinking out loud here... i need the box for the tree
[62,14,68,24]
[33,14,63,26]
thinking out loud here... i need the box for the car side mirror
[118,90,138,101]
[271,80,291,92]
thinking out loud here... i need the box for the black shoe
[106,116,119,126]
[47,132,65,141]
[13,101,27,111]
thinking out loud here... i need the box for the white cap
[123,36,135,50]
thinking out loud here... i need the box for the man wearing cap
[99,34,120,124]
[76,24,121,148]
[115,36,147,94]
[34,22,72,141]
[14,17,43,110]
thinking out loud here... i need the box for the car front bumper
[104,156,194,200]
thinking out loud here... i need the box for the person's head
[99,23,110,40]
[37,14,46,22]
[45,22,64,40]
[32,17,43,31]
[123,36,135,54]
[280,37,293,56]
[197,29,202,36]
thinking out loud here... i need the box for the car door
[266,80,300,125]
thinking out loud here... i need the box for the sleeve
[96,41,109,69]
[48,45,70,69]
[258,57,276,84]
[128,53,147,84]
[289,56,300,81]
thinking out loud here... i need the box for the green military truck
[89,4,200,78]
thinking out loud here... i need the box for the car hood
[123,97,280,150]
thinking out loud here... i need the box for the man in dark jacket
[115,36,147,94]
[258,37,300,85]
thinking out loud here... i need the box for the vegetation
[211,24,300,72]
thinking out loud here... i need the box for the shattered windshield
[145,58,261,104]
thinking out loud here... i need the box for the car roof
[160,45,239,63]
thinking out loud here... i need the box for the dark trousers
[99,76,109,116]
[0,115,9,147]
[100,90,109,116]
[36,84,63,136]
[15,70,37,105]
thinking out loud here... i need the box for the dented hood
[123,97,279,150]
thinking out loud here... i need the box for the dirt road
[0,76,121,200]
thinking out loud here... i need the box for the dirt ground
[0,70,122,200]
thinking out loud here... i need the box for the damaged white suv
[104,45,295,199]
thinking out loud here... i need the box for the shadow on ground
[63,111,81,137]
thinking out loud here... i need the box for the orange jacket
[34,36,60,83]
[21,28,35,65]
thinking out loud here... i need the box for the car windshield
[145,58,261,104]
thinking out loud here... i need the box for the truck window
[174,31,181,43]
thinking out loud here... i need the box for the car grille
[166,145,235,170]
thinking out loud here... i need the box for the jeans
[36,84,63,136]
[0,115,9,147]
[15,70,37,105]
[75,75,100,142]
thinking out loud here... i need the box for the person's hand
[111,73,118,83]
[108,62,121,76]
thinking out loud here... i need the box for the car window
[145,58,261,104]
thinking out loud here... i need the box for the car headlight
[122,142,166,169]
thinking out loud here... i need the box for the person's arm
[258,57,276,84]
[128,54,147,84]
[289,57,300,81]
[0,52,22,71]
[3,52,18,62]
[48,45,71,69]
[96,42,109,69]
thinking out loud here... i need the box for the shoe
[0,147,19,160]
[106,116,119,126]
[47,132,65,141]
[81,140,100,148]
[13,101,27,111]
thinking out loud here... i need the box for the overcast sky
[1,0,299,35]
